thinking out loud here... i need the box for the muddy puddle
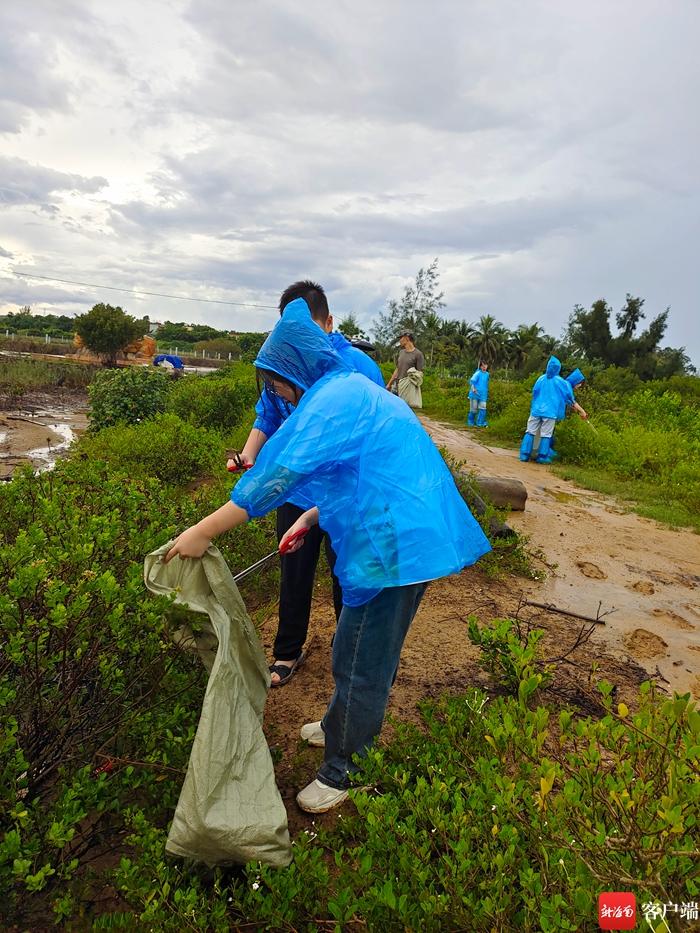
[0,400,88,478]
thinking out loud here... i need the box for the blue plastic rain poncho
[555,368,585,420]
[328,332,384,387]
[469,368,490,401]
[530,356,571,420]
[566,368,586,389]
[252,330,382,438]
[232,299,491,607]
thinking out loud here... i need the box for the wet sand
[0,400,88,478]
[423,418,700,697]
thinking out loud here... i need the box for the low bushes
[88,367,171,430]
[76,413,222,486]
[0,456,278,927]
[109,620,698,932]
[86,365,258,434]
[0,460,197,925]
[166,367,257,431]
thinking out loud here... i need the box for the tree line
[2,261,695,378]
[344,259,694,379]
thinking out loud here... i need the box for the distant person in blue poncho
[467,360,490,427]
[519,356,588,463]
[165,298,491,813]
[227,281,384,688]
[544,368,588,463]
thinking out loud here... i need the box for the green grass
[0,356,97,395]
[426,403,693,538]
[553,463,700,533]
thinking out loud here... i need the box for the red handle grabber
[227,453,253,473]
[279,527,308,554]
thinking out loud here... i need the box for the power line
[8,270,278,310]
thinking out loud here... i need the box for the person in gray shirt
[386,331,425,408]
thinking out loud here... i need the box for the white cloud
[0,0,697,360]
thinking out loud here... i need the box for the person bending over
[519,356,587,463]
[230,280,384,686]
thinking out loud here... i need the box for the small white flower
[252,882,260,891]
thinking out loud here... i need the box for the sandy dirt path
[422,417,700,698]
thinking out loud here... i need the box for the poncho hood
[254,298,350,390]
[566,368,585,388]
[545,356,562,378]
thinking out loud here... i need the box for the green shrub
[589,365,642,399]
[110,621,699,932]
[0,460,199,924]
[554,417,604,465]
[88,367,171,430]
[76,413,222,486]
[0,456,278,925]
[166,370,257,431]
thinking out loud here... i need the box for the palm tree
[420,311,445,366]
[507,323,545,371]
[472,315,507,366]
[441,318,476,350]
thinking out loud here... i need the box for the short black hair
[278,280,329,324]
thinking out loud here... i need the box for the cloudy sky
[1,0,698,361]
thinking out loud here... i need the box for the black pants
[274,502,343,661]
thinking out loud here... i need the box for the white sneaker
[296,779,349,813]
[300,721,325,747]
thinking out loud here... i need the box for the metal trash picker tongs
[233,528,308,583]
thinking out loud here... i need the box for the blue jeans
[318,582,428,789]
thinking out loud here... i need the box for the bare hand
[279,508,317,554]
[580,409,589,420]
[279,526,307,554]
[226,452,254,473]
[164,526,211,563]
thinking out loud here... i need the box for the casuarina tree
[372,258,445,352]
